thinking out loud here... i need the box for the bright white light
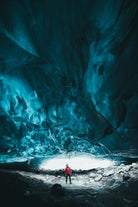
[39,153,114,171]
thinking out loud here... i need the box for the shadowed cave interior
[0,0,138,206]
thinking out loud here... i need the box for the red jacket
[64,166,72,175]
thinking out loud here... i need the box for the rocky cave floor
[0,154,138,207]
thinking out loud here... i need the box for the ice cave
[0,0,138,206]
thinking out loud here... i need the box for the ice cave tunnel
[0,0,138,207]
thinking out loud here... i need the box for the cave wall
[0,0,137,159]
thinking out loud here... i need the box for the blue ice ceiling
[0,0,137,160]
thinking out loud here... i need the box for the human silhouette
[64,164,72,184]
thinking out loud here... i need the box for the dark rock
[50,183,65,196]
[123,174,130,181]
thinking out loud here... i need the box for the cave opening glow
[39,153,115,171]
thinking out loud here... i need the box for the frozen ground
[0,151,138,207]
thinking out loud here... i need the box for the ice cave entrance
[39,152,115,171]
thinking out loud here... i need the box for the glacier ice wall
[0,0,137,160]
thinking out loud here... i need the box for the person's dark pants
[66,174,72,184]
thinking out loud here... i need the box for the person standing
[64,164,72,184]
